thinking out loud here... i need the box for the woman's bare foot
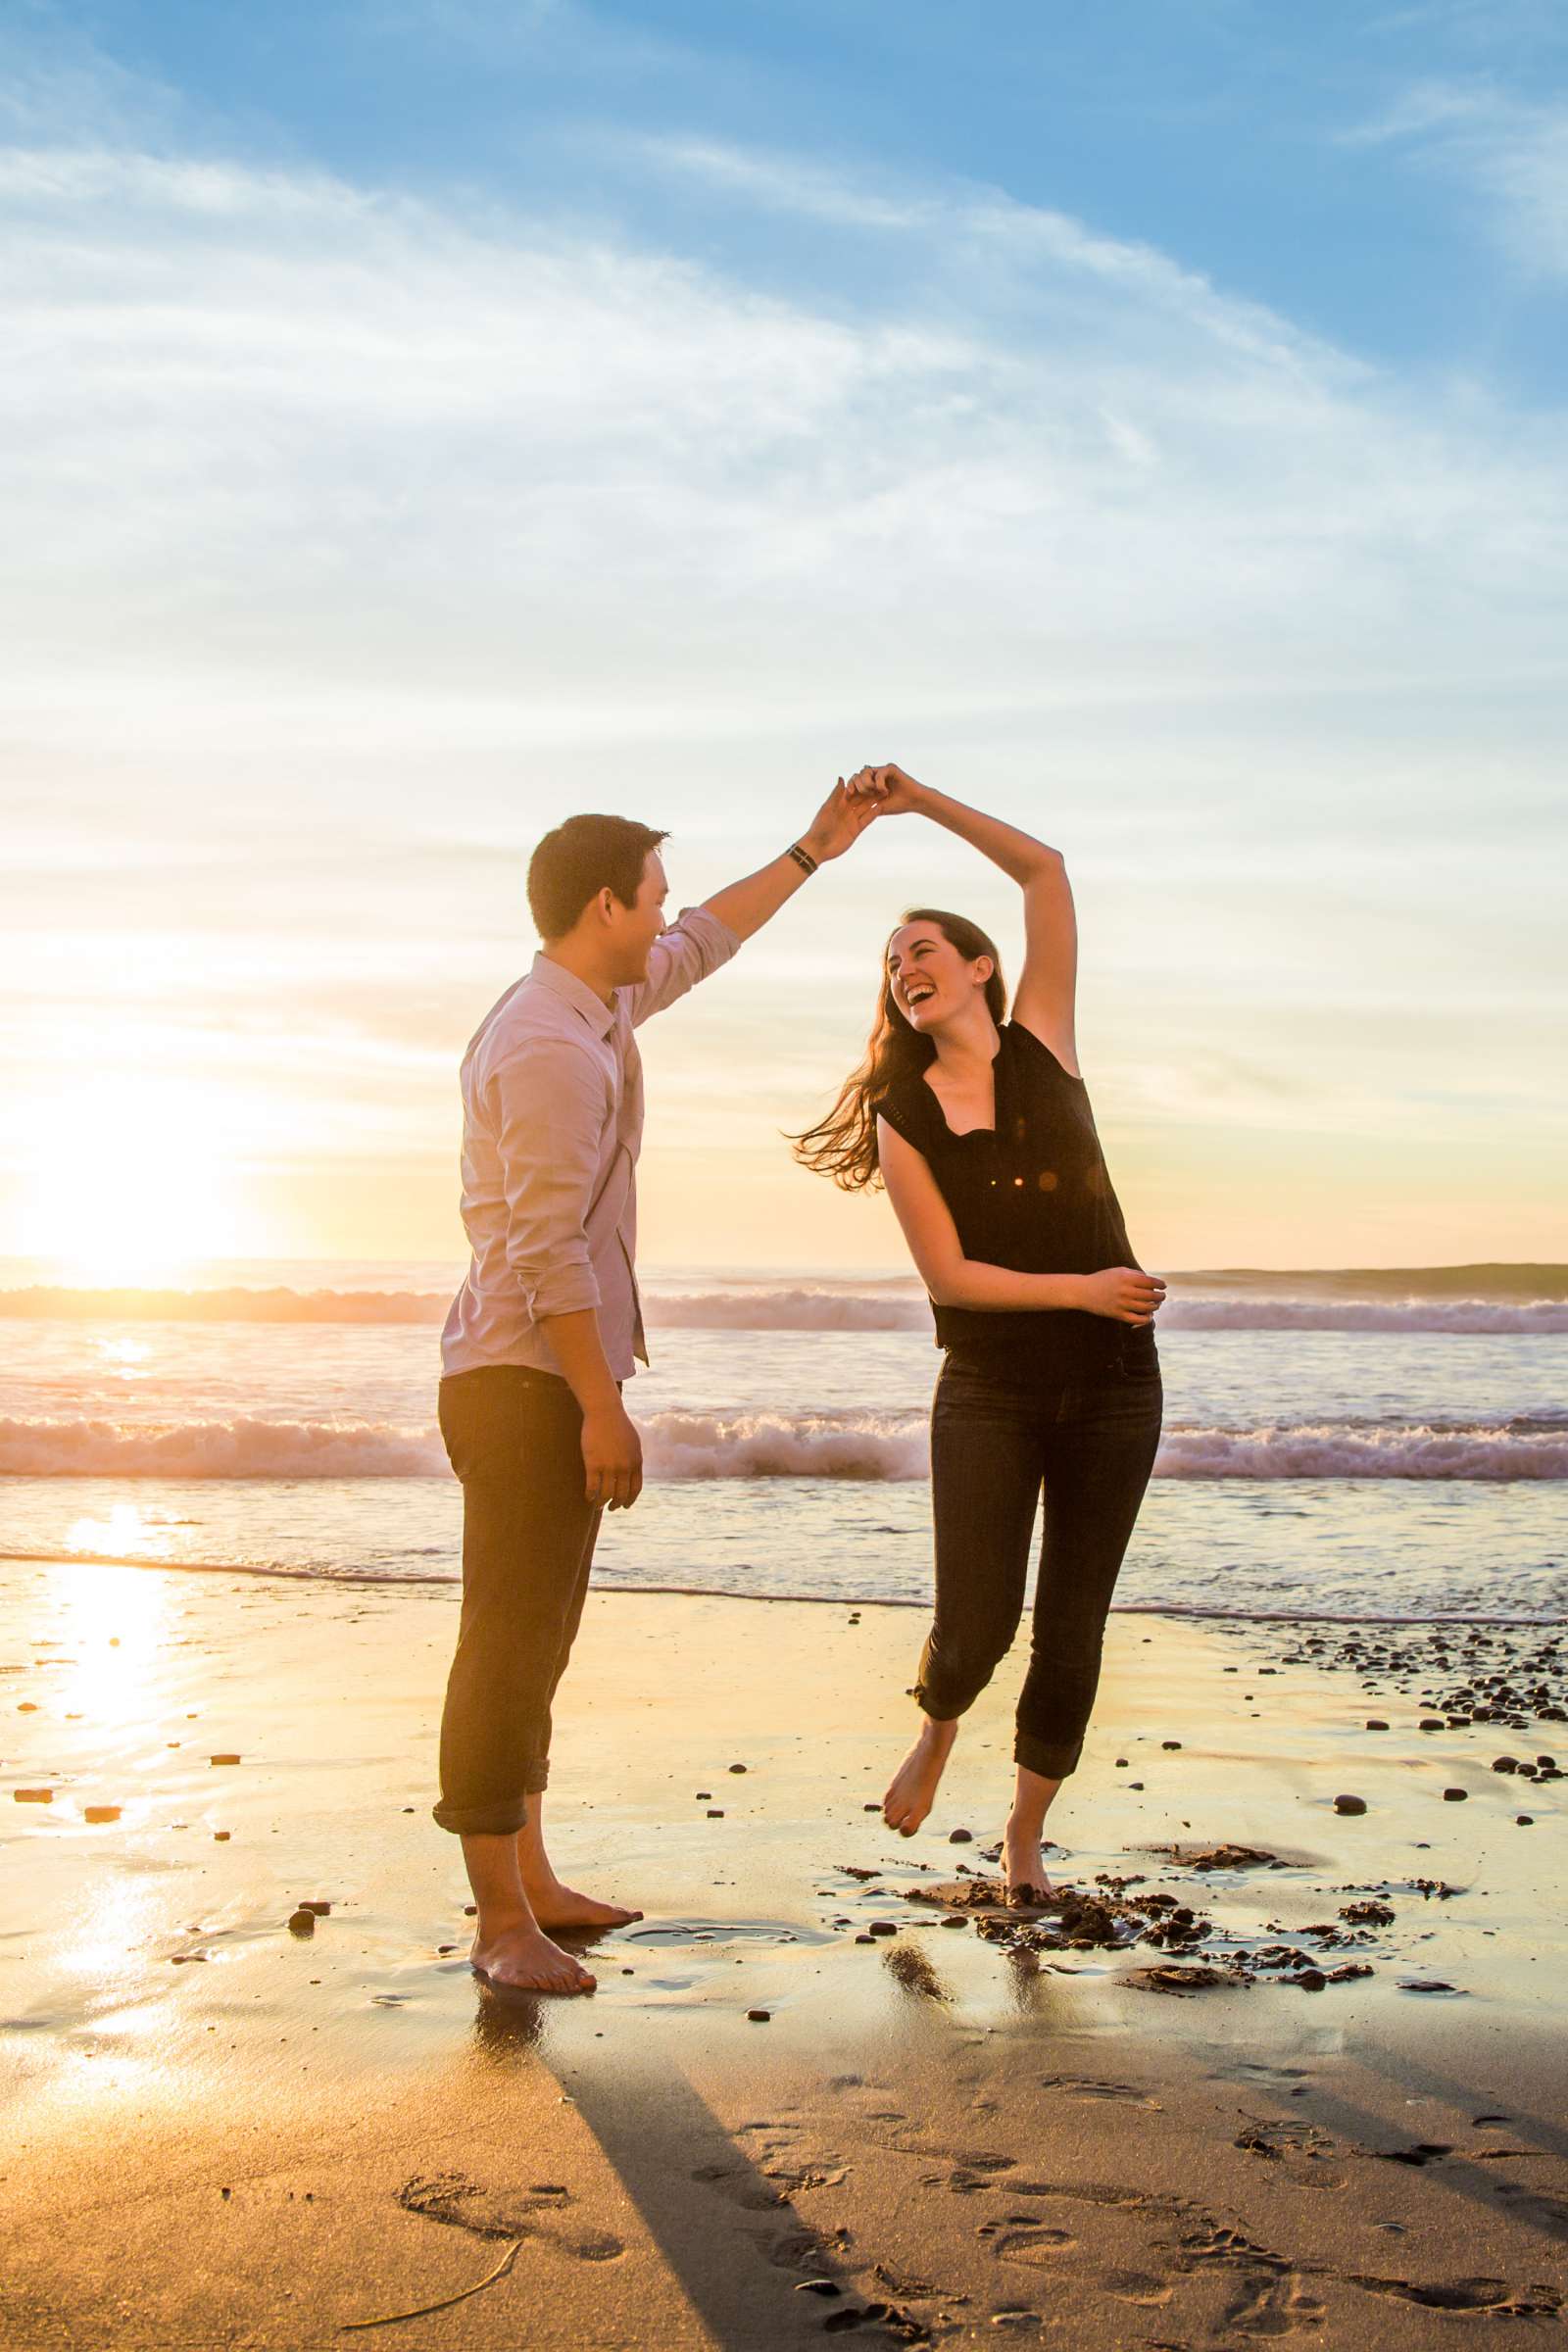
[522,1873,643,1935]
[883,1716,958,1836]
[1002,1823,1054,1904]
[471,1919,597,1995]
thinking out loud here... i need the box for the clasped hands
[801,763,927,864]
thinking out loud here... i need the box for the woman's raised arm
[851,764,1080,1074]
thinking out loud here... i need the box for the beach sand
[3,1553,1566,2347]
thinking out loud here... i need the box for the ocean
[2,1259,1564,1625]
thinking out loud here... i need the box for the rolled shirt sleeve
[626,905,741,1029]
[489,1037,607,1321]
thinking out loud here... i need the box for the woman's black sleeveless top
[874,1020,1148,1380]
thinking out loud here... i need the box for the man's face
[607,852,669,985]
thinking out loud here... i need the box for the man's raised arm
[627,780,879,1028]
[701,778,878,942]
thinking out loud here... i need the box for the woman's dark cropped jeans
[915,1337,1163,1780]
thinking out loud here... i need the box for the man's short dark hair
[526,814,669,941]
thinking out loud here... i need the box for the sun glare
[21,1079,239,1286]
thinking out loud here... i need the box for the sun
[20,1077,240,1285]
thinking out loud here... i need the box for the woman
[794,763,1165,1901]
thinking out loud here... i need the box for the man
[437,782,877,1993]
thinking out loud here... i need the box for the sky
[2,0,1565,1276]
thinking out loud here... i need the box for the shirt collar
[530,951,617,1041]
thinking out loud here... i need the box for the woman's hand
[1077,1268,1168,1326]
[801,776,882,863]
[846,761,927,816]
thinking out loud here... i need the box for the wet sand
[3,1553,1566,2347]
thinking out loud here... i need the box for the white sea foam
[4,1411,1564,1482]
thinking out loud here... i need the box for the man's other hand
[582,1400,644,1510]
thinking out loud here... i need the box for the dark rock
[1161,1740,1182,1750]
[1365,1718,1389,1730]
[1334,1794,1367,1815]
[729,1764,748,1775]
[747,2009,771,2023]
[1492,1756,1519,1773]
[299,1899,331,1915]
[287,1909,317,1936]
[1517,1815,1535,1826]
[868,1921,898,1937]
[1296,1968,1327,1990]
[1442,1788,1467,1802]
[948,1828,973,1844]
[209,1754,241,1766]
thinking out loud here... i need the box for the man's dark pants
[433,1365,602,1838]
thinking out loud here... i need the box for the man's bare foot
[1002,1825,1053,1904]
[470,1921,597,1995]
[523,1876,643,1935]
[883,1716,958,1836]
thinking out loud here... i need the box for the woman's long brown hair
[790,907,1008,1192]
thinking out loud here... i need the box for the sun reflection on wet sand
[47,1548,170,1726]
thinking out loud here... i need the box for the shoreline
[2,1542,1565,1627]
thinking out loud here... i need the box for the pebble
[708,1808,724,1818]
[1334,1794,1368,1815]
[214,1831,230,1841]
[1443,1788,1467,1802]
[942,1915,969,1930]
[287,1909,317,1936]
[209,1754,241,1767]
[1296,1968,1327,1991]
[949,1828,973,1844]
[1418,1719,1445,1733]
[1492,1757,1519,1773]
[17,1701,37,1713]
[746,2008,771,2024]
[1161,1740,1182,1750]
[1517,1815,1535,1827]
[15,1788,52,1803]
[299,1900,331,1915]
[729,1764,748,1775]
[868,1921,898,1937]
[1115,1756,1129,1767]
[1128,1781,1144,1790]
[83,1804,121,1824]
[862,1801,881,1812]
[1365,1719,1389,1731]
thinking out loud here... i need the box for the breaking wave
[2,1282,1565,1334]
[2,1411,1564,1482]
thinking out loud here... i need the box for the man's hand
[801,777,882,864]
[1077,1268,1168,1326]
[845,762,927,817]
[581,1399,644,1510]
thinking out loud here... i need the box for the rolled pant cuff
[431,1798,529,1838]
[910,1682,965,1724]
[1013,1732,1083,1780]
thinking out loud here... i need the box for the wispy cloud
[1350,79,1568,275]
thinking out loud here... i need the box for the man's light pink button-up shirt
[441,907,740,1384]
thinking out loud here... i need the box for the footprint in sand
[1040,2075,1163,2109]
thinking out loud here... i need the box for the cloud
[4,126,1565,782]
[1350,80,1568,276]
